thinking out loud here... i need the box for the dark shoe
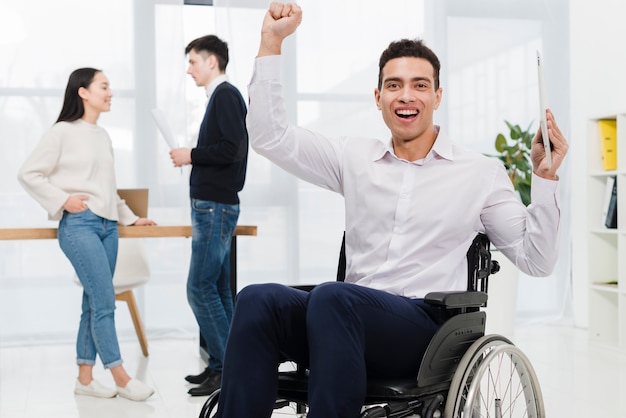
[188,372,221,397]
[184,367,214,384]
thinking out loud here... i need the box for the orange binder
[598,119,617,170]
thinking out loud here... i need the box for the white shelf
[587,114,625,350]
[590,283,619,293]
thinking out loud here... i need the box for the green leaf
[523,134,532,149]
[517,158,531,173]
[495,134,507,152]
[510,124,522,140]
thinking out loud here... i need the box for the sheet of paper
[151,108,179,150]
[536,50,552,169]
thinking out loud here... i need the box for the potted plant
[491,121,534,206]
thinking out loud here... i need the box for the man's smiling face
[374,56,442,145]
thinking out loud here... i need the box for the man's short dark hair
[378,39,440,91]
[185,35,229,72]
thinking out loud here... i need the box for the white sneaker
[74,379,117,398]
[116,378,154,401]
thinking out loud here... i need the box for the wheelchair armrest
[424,291,487,309]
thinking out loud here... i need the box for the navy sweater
[190,82,248,204]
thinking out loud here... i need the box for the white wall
[570,0,626,328]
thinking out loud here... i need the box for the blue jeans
[58,209,123,369]
[187,199,239,372]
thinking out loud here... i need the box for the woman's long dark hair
[56,68,101,123]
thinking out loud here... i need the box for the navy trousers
[215,281,450,418]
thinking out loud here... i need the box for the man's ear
[374,88,381,110]
[206,53,217,70]
[434,87,443,110]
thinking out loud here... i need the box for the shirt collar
[205,74,229,99]
[430,126,454,161]
[372,125,454,163]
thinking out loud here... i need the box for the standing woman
[18,68,156,401]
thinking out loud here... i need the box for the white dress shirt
[247,55,561,298]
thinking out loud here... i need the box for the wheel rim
[462,344,543,417]
[444,335,544,418]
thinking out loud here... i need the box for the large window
[447,17,542,153]
[0,0,191,344]
[444,0,571,322]
[0,0,570,346]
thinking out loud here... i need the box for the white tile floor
[1,323,625,418]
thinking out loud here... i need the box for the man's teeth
[396,110,417,116]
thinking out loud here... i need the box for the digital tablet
[536,50,552,169]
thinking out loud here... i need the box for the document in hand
[536,51,552,169]
[151,108,179,149]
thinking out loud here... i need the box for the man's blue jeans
[58,209,123,369]
[187,199,239,372]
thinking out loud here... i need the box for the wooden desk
[0,224,257,362]
[0,224,256,299]
[0,225,257,240]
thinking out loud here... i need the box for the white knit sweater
[18,119,138,225]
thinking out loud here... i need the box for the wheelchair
[199,233,545,418]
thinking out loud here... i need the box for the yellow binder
[598,119,617,170]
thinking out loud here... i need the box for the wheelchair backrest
[336,232,495,301]
[466,233,495,305]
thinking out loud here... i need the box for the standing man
[169,34,248,397]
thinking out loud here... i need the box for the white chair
[73,238,151,357]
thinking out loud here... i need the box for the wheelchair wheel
[198,389,220,418]
[444,335,545,418]
[198,390,309,418]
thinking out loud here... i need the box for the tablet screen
[537,50,552,169]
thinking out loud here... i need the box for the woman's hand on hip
[63,195,89,213]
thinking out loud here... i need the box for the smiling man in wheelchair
[204,3,569,418]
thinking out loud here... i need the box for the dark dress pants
[215,281,449,418]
